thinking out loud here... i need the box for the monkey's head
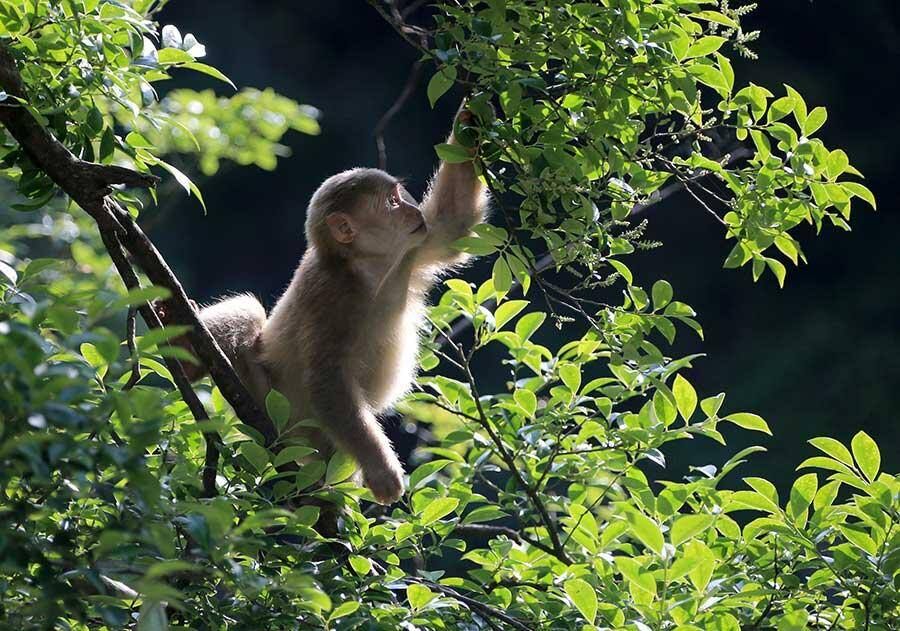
[306,168,427,260]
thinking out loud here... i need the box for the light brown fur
[184,113,487,503]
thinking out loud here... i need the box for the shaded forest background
[151,0,900,492]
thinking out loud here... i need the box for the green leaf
[514,388,537,417]
[240,442,269,474]
[111,286,172,309]
[722,412,772,435]
[729,490,779,514]
[492,256,512,293]
[615,556,657,597]
[841,182,876,209]
[564,578,597,625]
[788,473,818,523]
[452,235,497,256]
[625,510,664,555]
[407,583,437,611]
[462,505,508,524]
[766,257,786,288]
[851,431,880,482]
[409,459,453,490]
[183,62,236,89]
[808,437,854,466]
[155,159,207,212]
[80,343,108,378]
[700,393,725,417]
[329,601,360,621]
[745,477,779,506]
[803,106,827,136]
[137,601,168,631]
[839,525,877,555]
[670,514,714,546]
[494,300,529,330]
[559,362,581,394]
[689,63,729,94]
[420,497,459,526]
[813,480,841,511]
[325,451,357,485]
[685,36,726,59]
[684,540,716,591]
[776,608,809,631]
[158,47,195,65]
[672,374,697,422]
[796,457,856,477]
[694,11,739,29]
[515,312,545,341]
[608,259,632,284]
[349,555,372,575]
[651,280,673,309]
[767,96,795,123]
[273,446,317,468]
[435,143,472,164]
[126,131,154,149]
[265,389,291,432]
[427,66,457,108]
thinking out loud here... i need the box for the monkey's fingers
[456,108,475,126]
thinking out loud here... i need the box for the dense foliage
[0,1,896,630]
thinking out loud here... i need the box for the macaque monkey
[164,110,488,504]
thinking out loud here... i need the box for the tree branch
[367,0,433,56]
[100,230,219,497]
[0,43,275,448]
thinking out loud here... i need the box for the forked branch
[0,44,275,453]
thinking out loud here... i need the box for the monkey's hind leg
[155,293,269,395]
[196,293,270,400]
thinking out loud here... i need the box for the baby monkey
[167,109,487,504]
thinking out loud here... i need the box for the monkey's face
[342,182,427,257]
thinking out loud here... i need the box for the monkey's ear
[326,212,356,244]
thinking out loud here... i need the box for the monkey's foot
[362,456,406,505]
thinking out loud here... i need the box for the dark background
[152,1,900,492]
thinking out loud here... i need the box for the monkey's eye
[388,191,401,209]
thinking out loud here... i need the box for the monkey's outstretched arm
[306,361,405,505]
[415,112,488,271]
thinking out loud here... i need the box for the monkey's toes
[363,461,406,505]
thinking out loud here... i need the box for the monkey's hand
[451,108,479,156]
[361,451,406,505]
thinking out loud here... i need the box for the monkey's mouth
[411,221,427,234]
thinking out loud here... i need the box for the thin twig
[460,352,571,564]
[122,307,141,390]
[374,55,425,170]
[409,578,531,631]
[100,230,219,497]
[454,523,560,558]
[367,0,433,56]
